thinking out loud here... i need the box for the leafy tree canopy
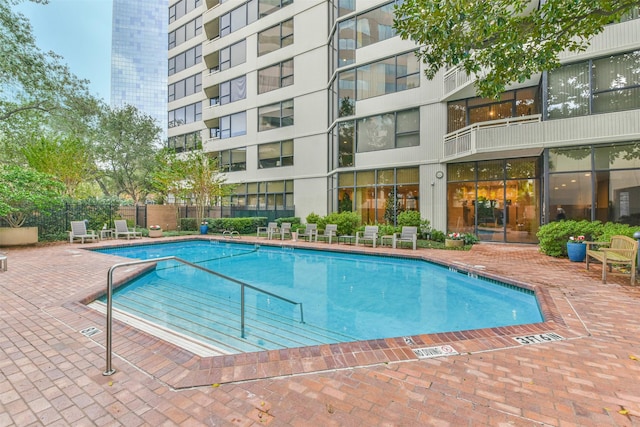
[94,105,162,204]
[0,164,65,227]
[394,0,640,98]
[22,135,95,197]
[153,150,233,223]
[0,0,101,161]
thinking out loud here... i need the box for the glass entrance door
[475,180,505,242]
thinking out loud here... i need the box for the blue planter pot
[199,225,209,235]
[567,242,586,262]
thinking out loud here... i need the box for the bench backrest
[610,235,638,259]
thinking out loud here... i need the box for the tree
[393,0,640,99]
[0,0,100,162]
[0,164,64,227]
[21,135,95,197]
[153,150,234,223]
[94,105,161,203]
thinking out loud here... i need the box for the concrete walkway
[0,236,639,426]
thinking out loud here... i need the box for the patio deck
[0,236,639,426]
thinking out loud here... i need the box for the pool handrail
[103,256,305,376]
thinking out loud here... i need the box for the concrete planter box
[0,227,38,246]
[148,229,163,238]
[445,238,464,248]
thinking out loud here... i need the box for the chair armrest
[585,241,609,250]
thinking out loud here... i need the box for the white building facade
[168,0,640,243]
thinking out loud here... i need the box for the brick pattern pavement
[1,236,639,426]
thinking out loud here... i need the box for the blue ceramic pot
[567,242,586,262]
[199,225,209,235]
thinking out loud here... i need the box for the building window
[230,180,294,209]
[168,73,202,102]
[168,45,202,76]
[258,99,294,131]
[169,16,202,49]
[167,131,202,153]
[334,167,419,225]
[258,18,293,56]
[258,59,294,94]
[447,87,540,132]
[219,0,292,37]
[356,108,419,153]
[168,101,202,128]
[220,75,246,105]
[169,0,201,24]
[216,148,247,172]
[447,158,541,244]
[258,140,293,168]
[335,0,402,66]
[547,49,640,120]
[220,111,247,138]
[356,2,396,48]
[220,40,247,71]
[548,142,640,226]
[220,2,258,37]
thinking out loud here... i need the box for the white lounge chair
[280,222,292,240]
[298,224,318,242]
[257,222,279,239]
[317,224,337,244]
[69,221,98,244]
[393,226,418,250]
[114,220,142,239]
[356,225,379,248]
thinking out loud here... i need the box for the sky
[17,0,113,103]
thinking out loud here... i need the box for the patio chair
[0,252,7,272]
[280,222,292,240]
[356,225,379,248]
[298,224,318,242]
[585,235,638,285]
[68,220,98,244]
[114,220,142,240]
[393,226,418,250]
[257,222,279,239]
[317,224,337,244]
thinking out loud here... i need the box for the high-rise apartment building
[111,0,168,142]
[168,0,640,243]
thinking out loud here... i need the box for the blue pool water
[94,241,542,353]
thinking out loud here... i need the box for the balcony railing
[443,115,542,159]
[443,65,475,96]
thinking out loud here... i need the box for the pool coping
[65,236,585,389]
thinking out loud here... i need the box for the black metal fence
[2,201,294,241]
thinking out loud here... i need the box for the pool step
[99,272,357,355]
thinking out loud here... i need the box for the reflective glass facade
[111,0,168,141]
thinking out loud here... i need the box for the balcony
[442,65,478,100]
[443,109,640,162]
[443,115,542,161]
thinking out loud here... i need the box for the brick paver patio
[1,236,639,426]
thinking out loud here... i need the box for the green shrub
[594,222,640,242]
[377,224,399,236]
[208,217,266,234]
[276,217,301,227]
[305,212,322,226]
[462,232,479,245]
[324,211,361,235]
[536,220,601,257]
[397,210,421,227]
[180,218,198,231]
[430,230,446,242]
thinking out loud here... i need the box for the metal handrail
[103,256,304,376]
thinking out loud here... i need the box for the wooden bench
[585,235,638,285]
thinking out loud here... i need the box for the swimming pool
[94,241,543,354]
